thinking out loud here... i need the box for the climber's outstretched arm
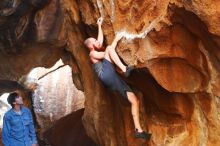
[108,33,124,50]
[97,17,104,46]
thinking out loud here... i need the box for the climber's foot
[134,129,152,140]
[124,66,134,77]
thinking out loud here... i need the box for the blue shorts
[93,59,132,100]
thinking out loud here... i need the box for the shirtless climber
[84,17,152,140]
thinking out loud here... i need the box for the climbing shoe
[134,129,152,140]
[124,66,134,77]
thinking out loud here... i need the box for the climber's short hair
[84,37,96,50]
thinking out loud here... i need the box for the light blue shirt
[2,106,37,146]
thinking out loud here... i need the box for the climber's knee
[105,46,113,55]
[104,46,114,61]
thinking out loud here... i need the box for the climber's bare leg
[104,46,126,72]
[126,91,143,132]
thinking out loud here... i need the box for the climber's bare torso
[89,45,105,64]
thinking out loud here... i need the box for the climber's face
[92,39,101,49]
[85,37,102,51]
[88,38,101,50]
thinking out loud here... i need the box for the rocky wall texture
[0,0,219,146]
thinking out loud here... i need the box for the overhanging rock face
[0,0,220,146]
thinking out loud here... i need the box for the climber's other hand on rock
[115,32,125,41]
